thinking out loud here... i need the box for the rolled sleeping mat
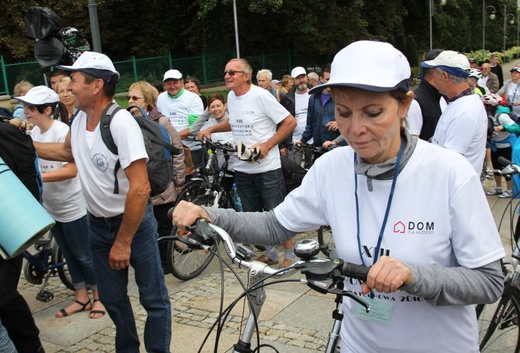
[0,157,55,259]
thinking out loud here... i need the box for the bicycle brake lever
[189,218,217,246]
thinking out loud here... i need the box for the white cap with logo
[310,41,411,94]
[15,86,59,105]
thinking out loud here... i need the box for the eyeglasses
[224,70,245,76]
[127,96,144,101]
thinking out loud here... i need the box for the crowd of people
[1,41,517,352]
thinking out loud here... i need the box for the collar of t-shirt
[168,88,185,99]
[447,87,474,103]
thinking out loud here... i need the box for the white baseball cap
[421,50,470,77]
[15,85,59,105]
[291,66,306,78]
[163,69,183,81]
[57,51,120,84]
[310,41,411,94]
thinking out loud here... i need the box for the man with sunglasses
[198,58,296,268]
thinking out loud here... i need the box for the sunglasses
[127,96,144,101]
[224,70,245,76]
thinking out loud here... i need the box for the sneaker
[486,187,503,196]
[498,190,512,198]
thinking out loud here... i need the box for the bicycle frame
[22,235,69,302]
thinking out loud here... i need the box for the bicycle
[165,138,238,280]
[22,231,74,302]
[477,156,520,352]
[293,143,337,257]
[175,137,238,207]
[159,218,370,352]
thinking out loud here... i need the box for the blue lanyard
[355,138,404,267]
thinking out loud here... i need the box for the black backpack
[98,103,181,197]
[0,119,42,201]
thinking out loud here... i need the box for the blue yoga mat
[0,157,55,259]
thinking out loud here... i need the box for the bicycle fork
[232,276,267,353]
[325,294,343,353]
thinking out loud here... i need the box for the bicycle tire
[175,179,206,205]
[168,195,218,280]
[478,284,520,352]
[52,240,74,291]
[318,225,335,257]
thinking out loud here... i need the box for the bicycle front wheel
[52,241,74,291]
[478,285,520,352]
[167,195,218,280]
[318,225,335,257]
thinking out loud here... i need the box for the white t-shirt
[70,109,148,217]
[227,85,290,173]
[292,91,309,142]
[431,94,487,174]
[406,99,422,136]
[275,140,504,353]
[156,89,204,149]
[31,120,86,222]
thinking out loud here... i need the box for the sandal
[55,300,91,318]
[256,254,279,265]
[89,299,106,319]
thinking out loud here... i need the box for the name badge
[353,297,393,325]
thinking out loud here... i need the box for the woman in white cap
[16,85,106,319]
[172,40,505,352]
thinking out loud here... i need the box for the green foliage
[2,0,520,69]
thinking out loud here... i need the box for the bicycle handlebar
[161,217,370,310]
[201,136,237,154]
[496,156,520,176]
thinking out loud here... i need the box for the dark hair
[82,72,116,98]
[185,76,200,87]
[25,101,69,124]
[50,68,68,78]
[207,93,226,106]
[321,63,331,76]
[152,81,164,93]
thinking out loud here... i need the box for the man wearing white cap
[33,51,172,353]
[157,69,204,168]
[281,66,310,166]
[422,50,487,174]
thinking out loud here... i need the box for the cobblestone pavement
[21,231,334,353]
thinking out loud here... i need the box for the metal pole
[233,0,240,58]
[483,0,486,58]
[504,4,507,52]
[88,0,102,52]
[429,0,433,51]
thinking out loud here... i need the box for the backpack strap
[126,106,182,155]
[100,103,123,194]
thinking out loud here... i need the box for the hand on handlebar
[362,256,413,295]
[172,200,211,231]
[197,129,212,142]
